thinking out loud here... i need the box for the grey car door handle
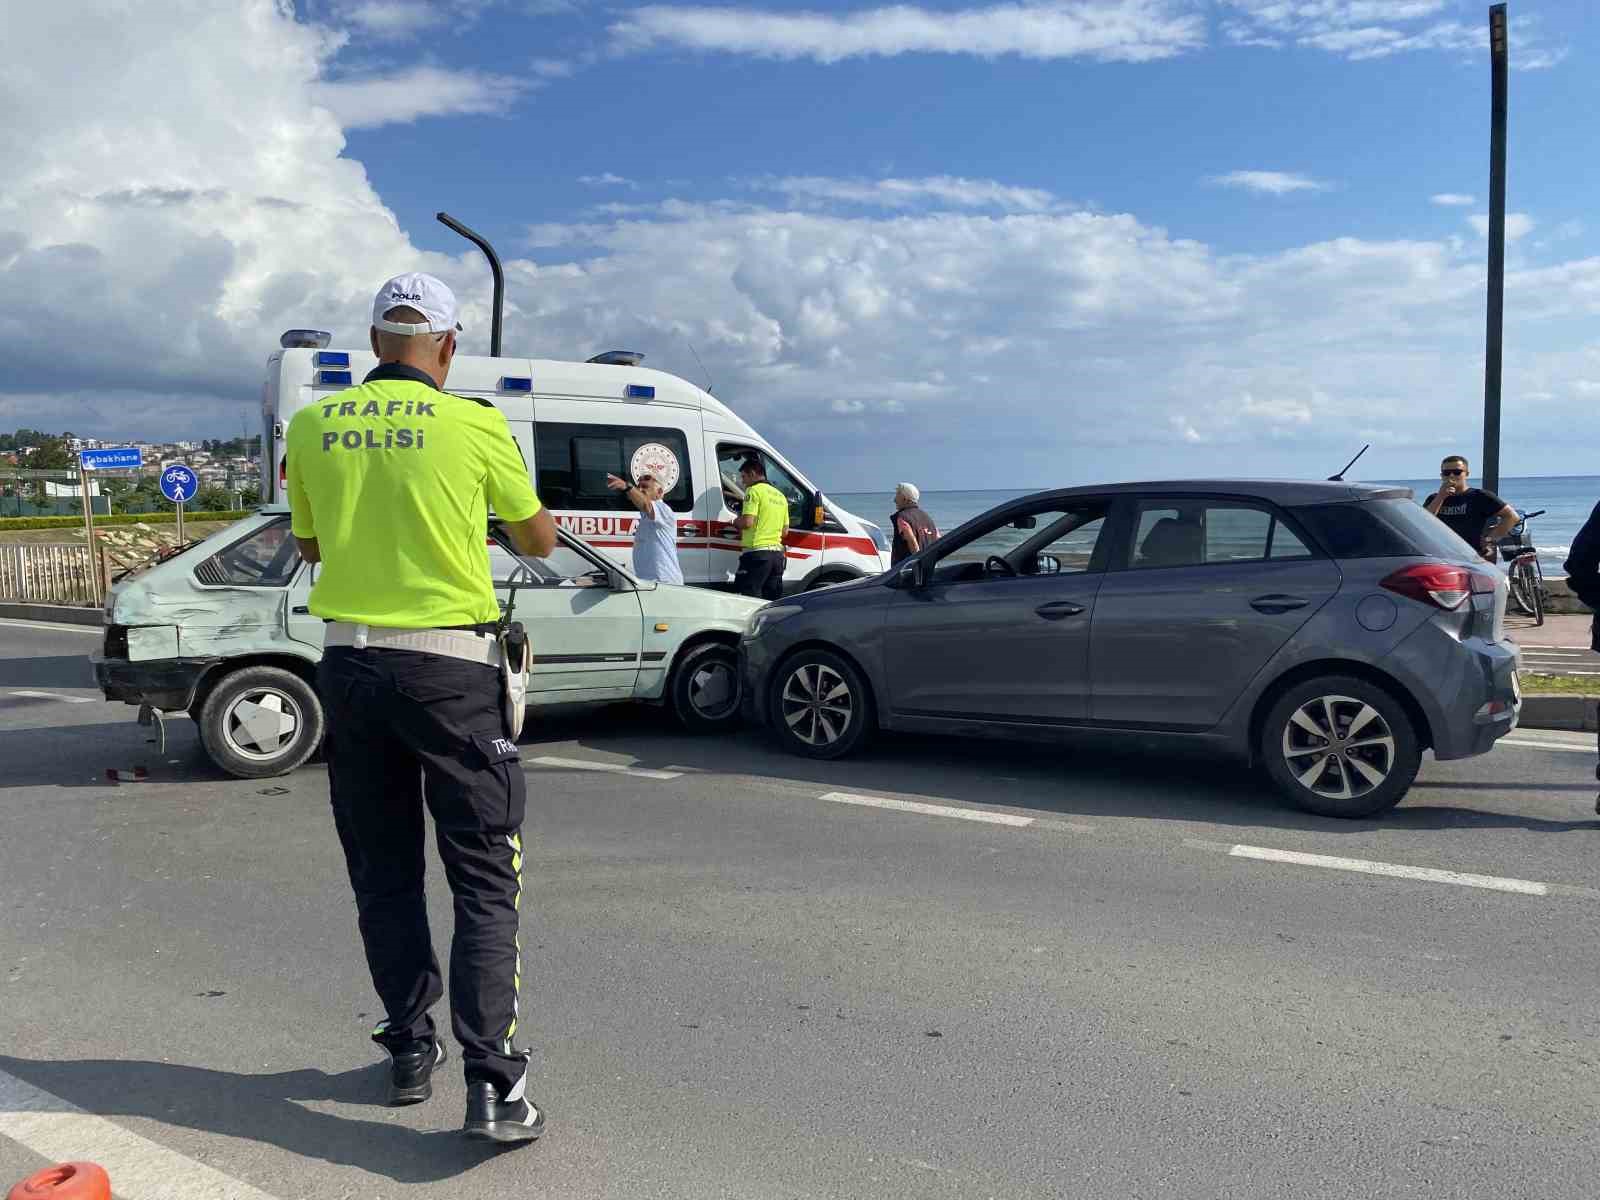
[1035,601,1086,619]
[291,605,310,614]
[1251,594,1309,614]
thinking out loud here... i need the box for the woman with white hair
[890,482,939,566]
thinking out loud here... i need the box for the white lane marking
[0,1067,283,1200]
[528,755,682,781]
[0,618,101,634]
[8,690,95,704]
[820,791,1034,827]
[1498,738,1594,754]
[1221,842,1548,896]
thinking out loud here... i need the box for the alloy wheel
[780,663,853,747]
[1280,694,1395,802]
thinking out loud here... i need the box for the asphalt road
[2,618,1598,1199]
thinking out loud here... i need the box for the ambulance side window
[535,423,693,512]
[716,445,811,529]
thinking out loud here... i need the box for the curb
[1519,694,1598,733]
[0,602,104,627]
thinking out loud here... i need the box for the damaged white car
[92,505,762,778]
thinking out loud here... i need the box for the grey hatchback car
[740,481,1521,818]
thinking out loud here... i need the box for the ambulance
[259,339,891,591]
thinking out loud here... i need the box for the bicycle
[1496,508,1547,626]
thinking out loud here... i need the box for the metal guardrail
[0,543,101,605]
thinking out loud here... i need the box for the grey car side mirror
[1036,554,1061,575]
[894,563,920,589]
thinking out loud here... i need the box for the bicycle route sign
[159,464,199,504]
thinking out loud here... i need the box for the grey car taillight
[1380,563,1498,611]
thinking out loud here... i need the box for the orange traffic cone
[7,1163,110,1200]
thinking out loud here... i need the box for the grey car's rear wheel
[669,642,742,734]
[197,666,324,779]
[1259,675,1419,819]
[769,648,871,759]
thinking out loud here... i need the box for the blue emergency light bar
[625,384,656,400]
[315,351,350,368]
[500,377,532,392]
[317,370,353,386]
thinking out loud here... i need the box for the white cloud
[1431,193,1474,207]
[324,0,574,41]
[1220,2,1567,68]
[1209,170,1328,196]
[579,173,638,188]
[757,175,1060,213]
[0,0,490,417]
[1467,212,1534,242]
[609,0,1206,64]
[311,64,527,128]
[331,0,442,39]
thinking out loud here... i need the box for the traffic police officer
[287,273,557,1145]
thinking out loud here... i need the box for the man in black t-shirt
[1423,454,1519,561]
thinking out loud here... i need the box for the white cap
[371,272,462,336]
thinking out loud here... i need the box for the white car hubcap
[223,689,301,759]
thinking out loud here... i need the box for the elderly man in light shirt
[606,473,684,585]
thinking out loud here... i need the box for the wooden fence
[0,543,102,606]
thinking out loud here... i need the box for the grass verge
[1520,673,1598,696]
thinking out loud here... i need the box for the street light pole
[1482,3,1509,495]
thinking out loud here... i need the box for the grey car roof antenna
[1328,444,1370,482]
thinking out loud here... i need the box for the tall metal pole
[436,212,505,358]
[1482,3,1509,495]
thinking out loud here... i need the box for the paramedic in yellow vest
[286,272,557,1147]
[733,455,789,600]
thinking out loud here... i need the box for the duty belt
[324,622,503,666]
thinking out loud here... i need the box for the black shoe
[386,1040,446,1107]
[463,1081,546,1144]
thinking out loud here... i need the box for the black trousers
[318,646,528,1096]
[735,549,786,600]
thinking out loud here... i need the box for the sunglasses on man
[1442,468,1467,476]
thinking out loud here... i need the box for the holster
[498,622,532,740]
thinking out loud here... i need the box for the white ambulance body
[260,340,891,591]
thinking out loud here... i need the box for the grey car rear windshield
[1295,498,1475,560]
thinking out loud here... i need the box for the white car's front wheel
[197,666,324,778]
[669,642,742,734]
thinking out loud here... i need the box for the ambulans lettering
[555,514,638,538]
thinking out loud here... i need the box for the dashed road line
[0,1067,282,1200]
[1187,839,1600,899]
[528,755,683,781]
[8,690,95,704]
[1498,738,1593,754]
[819,790,1036,827]
[0,619,101,635]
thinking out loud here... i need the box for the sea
[831,475,1600,574]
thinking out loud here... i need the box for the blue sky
[4,1,1598,492]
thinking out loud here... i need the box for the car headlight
[861,521,890,554]
[746,604,802,638]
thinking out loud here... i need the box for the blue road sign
[78,447,142,471]
[159,464,200,504]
